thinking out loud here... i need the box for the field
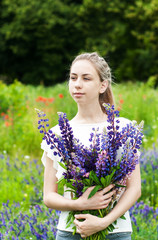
[0,80,158,239]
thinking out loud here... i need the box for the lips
[73,92,84,96]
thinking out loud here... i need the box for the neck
[72,102,107,124]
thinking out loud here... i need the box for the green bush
[0,0,157,84]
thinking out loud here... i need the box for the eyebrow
[70,73,92,76]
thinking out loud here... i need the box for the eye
[84,78,90,81]
[70,76,77,81]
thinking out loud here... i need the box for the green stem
[98,209,103,218]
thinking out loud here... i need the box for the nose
[75,78,82,89]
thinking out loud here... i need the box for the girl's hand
[74,213,106,238]
[76,184,115,211]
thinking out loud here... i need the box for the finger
[103,189,116,199]
[75,214,88,219]
[74,219,79,225]
[103,197,112,206]
[98,200,111,209]
[76,227,80,233]
[81,233,86,238]
[85,186,95,193]
[102,184,115,194]
[97,197,113,209]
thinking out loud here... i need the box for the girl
[41,52,141,240]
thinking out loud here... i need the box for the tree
[0,0,157,85]
[0,0,83,85]
[76,0,158,82]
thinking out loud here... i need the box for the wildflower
[5,121,11,127]
[48,97,55,103]
[1,112,5,116]
[42,97,47,102]
[36,96,44,102]
[58,93,64,98]
[119,99,124,104]
[4,114,9,120]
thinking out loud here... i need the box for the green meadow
[0,80,158,239]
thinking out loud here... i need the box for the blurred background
[0,0,158,239]
[0,0,158,86]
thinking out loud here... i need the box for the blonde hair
[71,52,115,113]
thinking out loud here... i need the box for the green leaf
[120,214,126,220]
[72,226,76,235]
[90,171,101,185]
[66,220,73,229]
[88,185,102,199]
[100,230,106,238]
[100,177,107,187]
[65,189,76,194]
[83,178,91,186]
[115,183,126,188]
[57,176,66,184]
[66,212,73,225]
[82,186,90,193]
[58,161,67,170]
[65,182,76,190]
[114,220,117,225]
[113,201,118,208]
[107,223,115,232]
[66,212,75,228]
[110,169,116,179]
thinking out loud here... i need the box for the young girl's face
[69,60,106,105]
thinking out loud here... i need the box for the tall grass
[0,80,158,156]
[0,80,158,239]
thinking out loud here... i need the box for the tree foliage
[0,0,157,85]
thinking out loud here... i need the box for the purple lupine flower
[36,104,144,199]
[35,205,43,214]
[29,222,36,233]
[1,212,6,227]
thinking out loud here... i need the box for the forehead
[70,60,98,76]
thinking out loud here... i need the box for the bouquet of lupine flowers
[36,104,144,240]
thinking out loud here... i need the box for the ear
[99,80,108,94]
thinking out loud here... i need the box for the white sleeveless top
[41,117,132,233]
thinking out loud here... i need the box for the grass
[0,80,158,239]
[0,148,157,239]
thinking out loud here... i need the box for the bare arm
[74,163,141,238]
[102,163,141,225]
[43,155,115,211]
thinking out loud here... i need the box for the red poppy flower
[48,97,55,103]
[59,93,64,98]
[119,99,124,104]
[4,115,9,120]
[42,97,47,102]
[5,121,11,127]
[36,96,44,102]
